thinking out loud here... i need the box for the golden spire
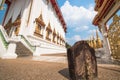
[93,35,96,48]
[90,36,93,48]
[96,29,99,39]
[96,29,102,48]
[88,36,91,46]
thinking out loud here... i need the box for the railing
[0,26,9,49]
[20,35,36,51]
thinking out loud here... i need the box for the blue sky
[57,0,101,45]
[0,0,101,46]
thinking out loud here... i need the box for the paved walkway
[0,55,120,80]
[32,56,67,63]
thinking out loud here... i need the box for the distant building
[0,0,67,59]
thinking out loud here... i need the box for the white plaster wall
[4,0,65,39]
[1,0,66,58]
[48,1,65,41]
[3,0,32,36]
[28,36,66,55]
[0,38,6,57]
[19,0,33,35]
[27,0,66,41]
[27,0,42,36]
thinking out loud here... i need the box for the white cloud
[74,26,89,32]
[66,35,81,45]
[74,35,81,41]
[61,1,97,28]
[88,29,96,34]
[60,1,98,45]
[88,29,103,39]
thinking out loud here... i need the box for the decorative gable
[35,14,45,26]
[53,28,56,35]
[46,22,52,32]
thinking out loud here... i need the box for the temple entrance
[108,14,120,59]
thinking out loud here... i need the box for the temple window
[59,35,62,45]
[63,40,65,46]
[46,22,52,41]
[57,32,60,44]
[14,27,19,36]
[60,36,64,45]
[53,29,56,43]
[34,14,45,38]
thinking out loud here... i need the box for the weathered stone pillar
[67,41,98,80]
[2,41,17,59]
[100,23,111,60]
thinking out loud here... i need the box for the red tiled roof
[93,0,115,26]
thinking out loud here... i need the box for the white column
[2,41,17,59]
[100,23,111,60]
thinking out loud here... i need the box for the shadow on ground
[58,68,70,79]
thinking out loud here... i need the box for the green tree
[66,42,71,49]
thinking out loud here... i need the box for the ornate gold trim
[46,22,52,32]
[34,23,43,38]
[12,19,21,26]
[34,31,43,38]
[46,36,51,41]
[53,28,56,35]
[108,14,120,59]
[35,14,45,26]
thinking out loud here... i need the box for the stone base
[1,53,17,59]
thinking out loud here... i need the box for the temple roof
[94,0,104,11]
[93,0,115,26]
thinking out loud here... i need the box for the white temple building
[0,0,67,59]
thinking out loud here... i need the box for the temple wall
[2,0,66,56]
[20,0,66,54]
[28,35,66,55]
[3,0,65,40]
[26,0,65,39]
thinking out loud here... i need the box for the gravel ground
[0,58,120,80]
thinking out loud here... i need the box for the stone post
[33,43,40,57]
[2,41,17,59]
[33,46,40,57]
[100,23,111,60]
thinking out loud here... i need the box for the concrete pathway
[0,56,120,80]
[32,56,67,63]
